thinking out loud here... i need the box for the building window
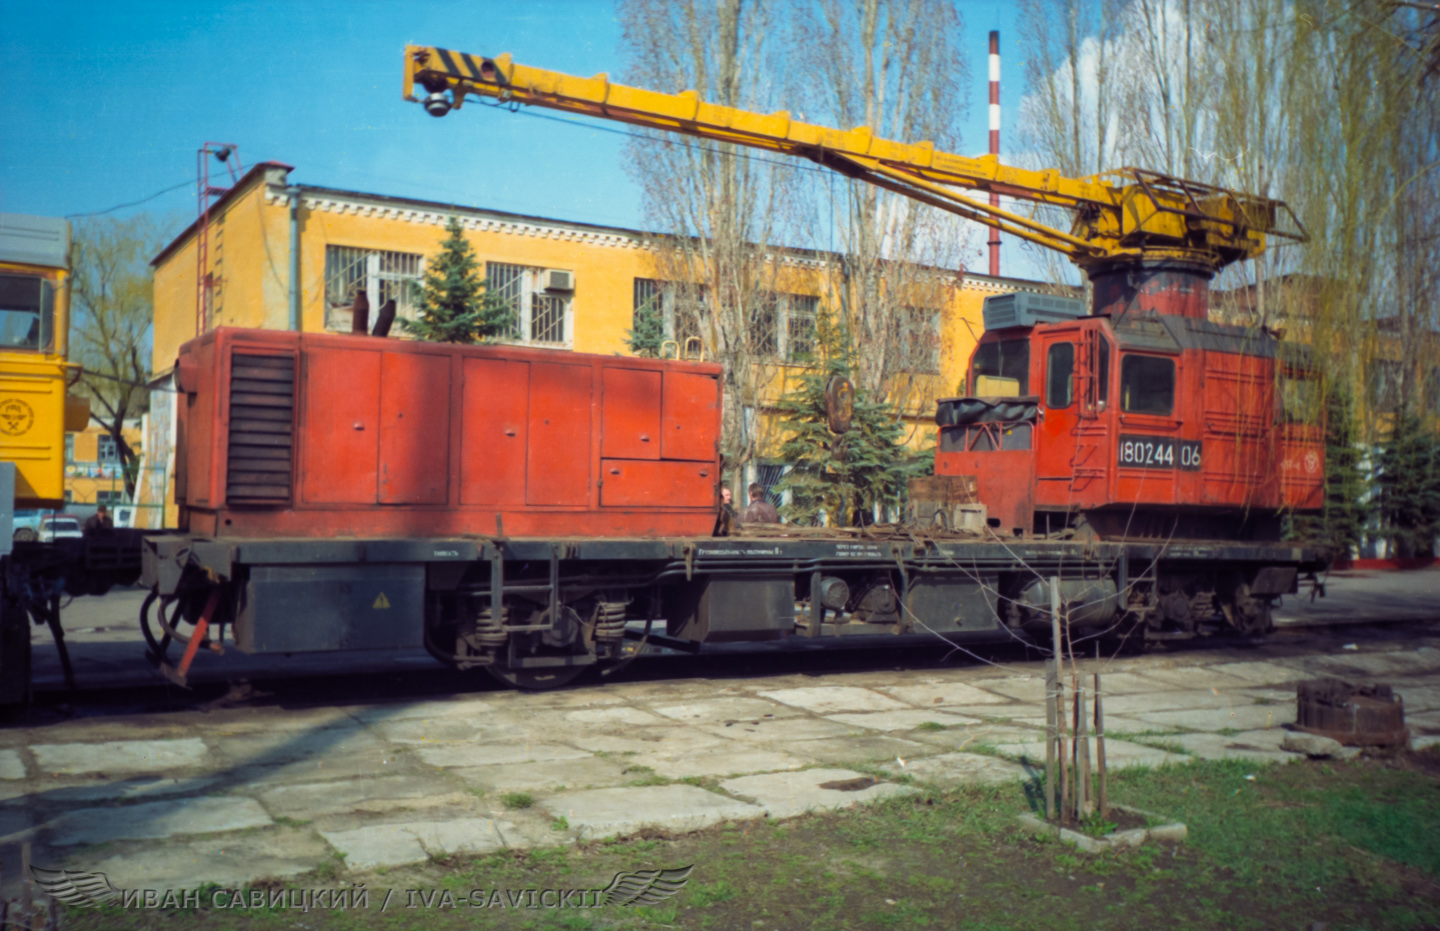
[488,262,572,347]
[97,434,120,464]
[324,246,424,332]
[752,293,821,363]
[95,489,125,505]
[632,279,704,356]
[64,434,75,464]
[900,307,941,373]
[1120,354,1176,415]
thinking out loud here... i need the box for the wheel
[486,663,588,691]
[12,528,35,543]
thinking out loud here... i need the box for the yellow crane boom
[404,45,1303,276]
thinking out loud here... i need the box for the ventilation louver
[226,353,295,505]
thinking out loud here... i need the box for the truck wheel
[12,528,35,543]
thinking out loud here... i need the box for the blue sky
[1,0,1030,268]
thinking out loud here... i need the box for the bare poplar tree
[617,0,793,483]
[790,0,973,412]
[1016,0,1126,286]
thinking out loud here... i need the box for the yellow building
[142,161,1063,526]
[64,421,141,507]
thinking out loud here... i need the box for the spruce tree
[403,216,515,344]
[1375,408,1440,557]
[1290,384,1368,557]
[627,292,666,357]
[774,317,923,526]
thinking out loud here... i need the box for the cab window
[1120,354,1175,415]
[0,275,52,351]
[1046,342,1074,409]
[972,338,1030,395]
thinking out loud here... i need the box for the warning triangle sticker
[373,592,391,609]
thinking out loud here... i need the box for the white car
[38,516,83,542]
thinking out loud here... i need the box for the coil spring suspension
[594,601,628,642]
[469,604,511,650]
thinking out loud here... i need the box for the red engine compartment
[174,328,723,538]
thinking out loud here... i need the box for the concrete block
[454,756,632,792]
[1411,734,1440,751]
[972,676,1048,702]
[49,796,273,845]
[1203,662,1307,685]
[541,784,762,838]
[1161,732,1293,764]
[564,707,667,726]
[1148,822,1188,843]
[757,686,909,714]
[824,710,983,733]
[783,735,932,765]
[703,717,858,744]
[907,723,1047,750]
[259,775,470,817]
[319,824,430,870]
[569,728,727,756]
[1281,732,1345,758]
[32,739,209,776]
[1131,666,1251,691]
[349,699,498,723]
[1109,827,1149,848]
[1132,704,1295,732]
[44,776,219,803]
[84,829,331,890]
[993,739,1187,770]
[884,752,1028,787]
[650,697,801,723]
[881,681,1013,707]
[416,742,591,768]
[1017,811,1058,838]
[640,748,805,780]
[719,768,915,819]
[0,749,24,780]
[209,727,385,763]
[1059,828,1105,853]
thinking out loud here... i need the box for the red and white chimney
[988,30,1001,278]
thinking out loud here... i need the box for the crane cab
[937,292,1324,541]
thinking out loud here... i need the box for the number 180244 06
[1117,435,1202,471]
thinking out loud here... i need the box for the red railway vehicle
[122,50,1334,692]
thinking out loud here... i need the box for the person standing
[738,483,780,524]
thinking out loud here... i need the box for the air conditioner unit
[541,269,574,292]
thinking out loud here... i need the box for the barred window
[488,262,572,347]
[785,295,819,363]
[751,292,820,362]
[901,307,941,373]
[632,279,705,356]
[323,246,423,332]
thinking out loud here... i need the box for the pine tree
[774,318,922,526]
[1375,409,1440,558]
[402,217,515,344]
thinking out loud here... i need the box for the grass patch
[499,791,533,809]
[915,721,949,731]
[55,752,1440,931]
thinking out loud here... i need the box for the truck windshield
[0,275,52,351]
[971,339,1030,395]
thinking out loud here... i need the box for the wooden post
[1096,671,1109,818]
[1076,674,1091,818]
[1057,676,1069,823]
[21,840,34,925]
[1045,659,1057,820]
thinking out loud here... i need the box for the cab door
[1034,328,1085,508]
